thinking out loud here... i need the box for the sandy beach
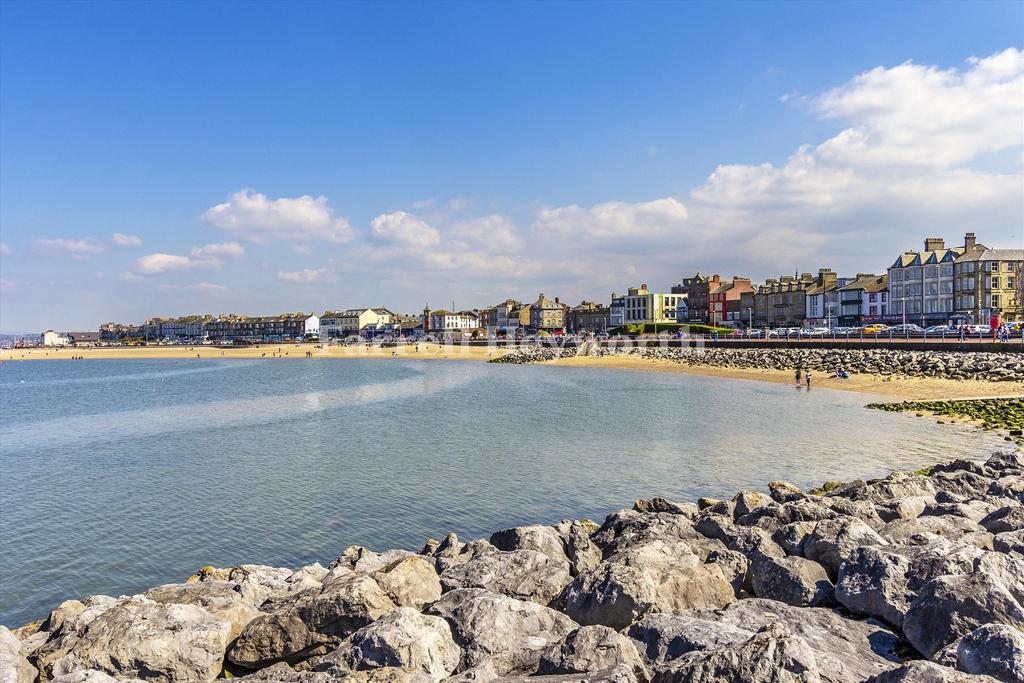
[3,343,1022,401]
[542,354,1024,400]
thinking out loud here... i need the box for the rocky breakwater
[4,451,1024,683]
[494,346,1024,382]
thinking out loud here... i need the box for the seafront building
[804,269,849,328]
[953,246,1023,325]
[672,273,716,324]
[887,234,969,327]
[529,293,569,332]
[423,308,480,332]
[751,273,818,327]
[567,301,610,333]
[41,330,68,347]
[708,276,754,326]
[623,285,686,326]
[303,315,320,339]
[69,230,1022,341]
[837,274,888,327]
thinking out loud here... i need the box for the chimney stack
[965,232,977,252]
[924,237,945,252]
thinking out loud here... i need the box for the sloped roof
[840,274,885,292]
[891,246,965,269]
[954,248,1024,263]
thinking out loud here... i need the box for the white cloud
[450,214,523,251]
[0,243,10,256]
[190,242,245,259]
[202,189,354,243]
[120,271,143,282]
[135,253,194,274]
[533,197,689,239]
[35,238,106,259]
[185,282,229,293]
[277,268,334,283]
[370,211,441,247]
[135,242,244,274]
[111,232,142,246]
[812,48,1023,169]
[681,48,1024,275]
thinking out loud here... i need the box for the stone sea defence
[491,346,1024,382]
[4,451,1024,683]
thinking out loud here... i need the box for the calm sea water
[0,359,1005,626]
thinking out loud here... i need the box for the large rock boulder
[650,623,821,683]
[225,563,325,608]
[980,506,1024,534]
[863,660,994,682]
[228,573,397,669]
[426,588,577,677]
[902,570,1024,658]
[537,626,649,682]
[880,515,991,548]
[679,599,901,683]
[33,597,232,683]
[827,471,935,504]
[0,625,35,683]
[947,623,1024,683]
[625,614,752,667]
[489,525,571,564]
[326,607,460,681]
[440,550,572,606]
[561,541,734,630]
[749,555,834,607]
[553,520,603,576]
[994,529,1024,555]
[144,581,261,639]
[835,546,912,628]
[803,518,886,580]
[372,556,442,609]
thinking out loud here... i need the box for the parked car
[923,325,951,335]
[862,324,889,334]
[965,325,992,334]
[803,327,831,336]
[887,324,924,334]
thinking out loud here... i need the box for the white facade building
[41,330,68,347]
[304,315,320,338]
[427,310,479,331]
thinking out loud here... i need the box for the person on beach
[806,371,812,388]
[795,368,802,384]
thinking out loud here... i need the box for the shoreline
[3,343,1023,401]
[542,354,1024,400]
[6,448,1022,682]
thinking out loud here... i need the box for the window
[926,282,938,296]
[925,266,939,278]
[891,269,902,282]
[993,295,1000,307]
[992,278,1000,289]
[941,281,953,294]
[940,264,953,276]
[1009,277,1016,290]
[908,267,922,278]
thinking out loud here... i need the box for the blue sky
[1,0,1022,331]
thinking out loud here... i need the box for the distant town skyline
[1,1,1021,331]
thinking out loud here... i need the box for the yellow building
[623,285,685,325]
[954,247,1024,324]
